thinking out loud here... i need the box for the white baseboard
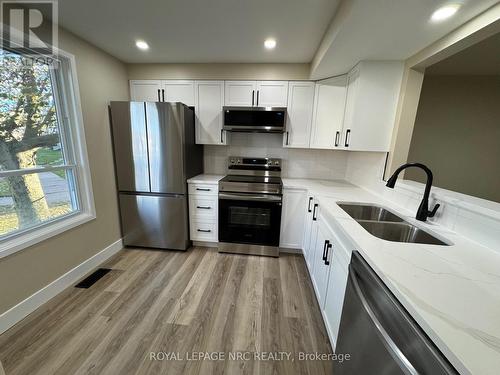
[0,238,123,335]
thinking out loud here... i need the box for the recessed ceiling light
[264,38,277,50]
[431,4,461,22]
[135,40,149,50]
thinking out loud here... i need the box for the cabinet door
[342,67,360,149]
[130,80,162,102]
[344,61,404,151]
[302,196,315,269]
[284,81,315,149]
[310,76,347,149]
[323,240,349,348]
[224,81,256,106]
[194,81,226,145]
[279,189,307,249]
[163,80,195,106]
[256,81,289,107]
[311,221,332,308]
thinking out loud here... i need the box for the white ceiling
[310,0,500,79]
[57,0,499,77]
[425,32,500,75]
[57,0,341,63]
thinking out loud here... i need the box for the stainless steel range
[218,157,283,257]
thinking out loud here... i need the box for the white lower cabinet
[188,182,218,242]
[279,189,307,249]
[190,221,217,242]
[302,195,316,270]
[311,221,332,307]
[323,244,349,348]
[303,204,350,348]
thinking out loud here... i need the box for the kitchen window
[0,47,95,257]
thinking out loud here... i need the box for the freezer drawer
[119,193,190,250]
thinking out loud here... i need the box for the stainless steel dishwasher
[333,251,458,375]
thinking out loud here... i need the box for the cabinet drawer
[189,197,218,221]
[188,184,218,196]
[190,221,217,241]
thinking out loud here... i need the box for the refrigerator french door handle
[157,89,161,102]
[335,131,340,147]
[161,89,165,102]
[220,129,224,143]
[252,90,255,106]
[308,197,313,212]
[348,265,418,375]
[256,90,259,106]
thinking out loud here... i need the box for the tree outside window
[0,50,78,237]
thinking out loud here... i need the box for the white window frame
[0,44,96,259]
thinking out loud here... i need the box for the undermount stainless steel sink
[338,203,404,222]
[357,220,449,246]
[338,203,449,246]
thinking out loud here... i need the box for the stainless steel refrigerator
[109,102,203,250]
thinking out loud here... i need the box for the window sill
[0,211,96,259]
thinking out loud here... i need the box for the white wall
[0,28,128,314]
[127,63,310,80]
[345,151,500,251]
[204,133,349,180]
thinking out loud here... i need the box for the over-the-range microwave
[223,106,286,133]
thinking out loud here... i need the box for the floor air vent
[75,268,111,289]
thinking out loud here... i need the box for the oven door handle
[219,193,282,202]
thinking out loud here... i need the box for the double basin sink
[338,203,449,246]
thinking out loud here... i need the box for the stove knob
[274,161,280,166]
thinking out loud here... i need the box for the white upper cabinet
[130,80,194,106]
[224,80,289,107]
[130,80,162,102]
[163,80,195,106]
[194,81,227,145]
[284,81,315,148]
[224,81,256,106]
[342,61,404,152]
[256,81,289,107]
[310,76,347,149]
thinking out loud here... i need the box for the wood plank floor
[0,247,333,375]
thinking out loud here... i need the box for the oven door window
[219,198,281,246]
[229,206,271,227]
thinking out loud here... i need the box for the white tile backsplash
[204,133,348,179]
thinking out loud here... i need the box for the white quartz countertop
[187,174,223,185]
[283,178,500,375]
